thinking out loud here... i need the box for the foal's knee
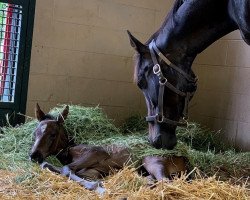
[76,168,102,180]
[142,156,166,181]
[61,165,71,176]
[142,156,189,181]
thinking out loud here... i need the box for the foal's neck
[54,128,75,165]
[56,148,73,165]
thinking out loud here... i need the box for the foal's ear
[57,105,69,124]
[35,103,45,121]
[127,30,148,54]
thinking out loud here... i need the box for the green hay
[0,120,36,170]
[0,104,249,181]
[121,115,146,133]
[50,105,120,144]
[177,123,233,152]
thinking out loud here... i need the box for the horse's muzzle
[30,150,44,164]
[149,130,177,150]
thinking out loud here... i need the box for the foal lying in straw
[30,104,189,194]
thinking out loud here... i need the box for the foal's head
[30,104,70,163]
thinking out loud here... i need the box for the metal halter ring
[153,64,161,74]
[182,116,189,121]
[156,114,164,123]
[159,78,168,85]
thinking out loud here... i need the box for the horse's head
[127,31,197,150]
[30,104,70,163]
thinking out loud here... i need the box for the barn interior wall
[27,0,174,125]
[191,31,250,151]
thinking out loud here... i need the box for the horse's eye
[137,77,147,89]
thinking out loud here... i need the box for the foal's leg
[40,162,105,194]
[40,161,62,174]
[61,165,105,194]
[142,156,168,181]
[76,168,102,180]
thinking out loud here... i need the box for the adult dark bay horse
[128,0,250,150]
[30,104,189,193]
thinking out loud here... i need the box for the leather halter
[146,40,197,127]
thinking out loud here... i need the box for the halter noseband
[146,40,197,127]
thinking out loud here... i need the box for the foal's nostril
[30,151,44,164]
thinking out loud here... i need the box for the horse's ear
[57,105,69,124]
[35,103,45,122]
[127,30,148,54]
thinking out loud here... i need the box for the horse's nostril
[30,151,44,163]
[149,132,177,150]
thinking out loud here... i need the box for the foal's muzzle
[30,150,44,164]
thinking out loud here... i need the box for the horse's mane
[133,0,185,82]
[146,0,185,44]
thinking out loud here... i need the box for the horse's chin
[149,131,177,150]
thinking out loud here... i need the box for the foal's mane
[133,0,185,82]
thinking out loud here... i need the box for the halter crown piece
[146,40,197,127]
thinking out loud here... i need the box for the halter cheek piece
[146,40,197,127]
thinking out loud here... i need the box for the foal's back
[67,144,131,179]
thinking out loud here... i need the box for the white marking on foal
[31,124,47,153]
[40,124,47,134]
[32,137,41,153]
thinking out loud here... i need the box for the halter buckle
[156,114,164,123]
[153,64,168,85]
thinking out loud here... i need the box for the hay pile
[0,167,249,200]
[0,104,249,199]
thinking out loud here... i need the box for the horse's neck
[154,0,237,70]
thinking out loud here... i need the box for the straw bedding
[0,168,249,200]
[0,105,249,199]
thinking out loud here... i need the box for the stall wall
[27,0,174,124]
[191,31,250,151]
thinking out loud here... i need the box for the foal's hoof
[40,162,49,169]
[61,166,71,176]
[146,175,156,188]
[95,186,105,195]
[82,180,104,192]
[82,181,99,190]
[82,180,105,195]
[162,178,171,184]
